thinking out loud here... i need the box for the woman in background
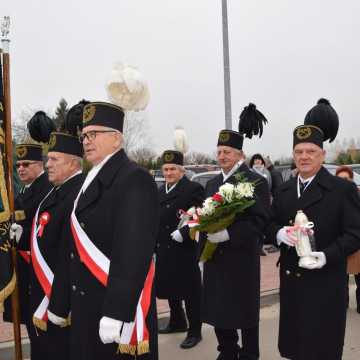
[336,165,360,313]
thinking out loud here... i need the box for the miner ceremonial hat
[15,144,43,161]
[161,150,184,166]
[47,132,83,157]
[82,101,125,132]
[217,130,244,150]
[293,98,339,149]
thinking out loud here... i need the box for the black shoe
[180,335,202,349]
[158,323,188,334]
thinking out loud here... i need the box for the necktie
[300,181,309,196]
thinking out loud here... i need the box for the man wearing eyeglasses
[48,101,159,360]
[3,143,51,358]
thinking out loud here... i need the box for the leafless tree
[129,147,157,165]
[123,111,151,153]
[184,151,215,165]
[12,109,35,143]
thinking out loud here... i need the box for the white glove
[10,223,23,244]
[47,310,68,327]
[299,251,327,270]
[171,229,183,243]
[99,316,123,344]
[207,229,230,244]
[276,227,297,247]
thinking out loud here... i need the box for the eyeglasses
[16,162,37,168]
[78,130,117,143]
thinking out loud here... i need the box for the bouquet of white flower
[183,173,256,262]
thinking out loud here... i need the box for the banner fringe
[0,271,16,313]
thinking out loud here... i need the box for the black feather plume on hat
[238,103,268,139]
[62,100,89,136]
[27,111,56,143]
[304,98,339,142]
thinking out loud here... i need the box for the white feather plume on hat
[174,127,189,154]
[106,63,150,111]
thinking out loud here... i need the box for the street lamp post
[222,0,232,130]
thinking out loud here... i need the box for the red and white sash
[30,189,55,331]
[70,191,155,356]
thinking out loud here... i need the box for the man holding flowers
[201,105,270,360]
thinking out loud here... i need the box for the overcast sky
[2,0,360,160]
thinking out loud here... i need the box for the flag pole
[1,16,23,360]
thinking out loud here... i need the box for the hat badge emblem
[164,153,175,162]
[219,132,230,142]
[83,105,96,123]
[296,127,312,140]
[49,134,56,149]
[16,146,27,159]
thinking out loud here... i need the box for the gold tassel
[33,316,47,331]
[60,314,71,328]
[0,271,16,313]
[137,340,150,355]
[117,344,137,356]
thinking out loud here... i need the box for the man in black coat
[201,129,269,360]
[27,132,84,360]
[156,150,204,349]
[48,102,159,360]
[4,143,51,358]
[269,99,360,360]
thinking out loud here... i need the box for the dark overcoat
[270,167,360,360]
[29,173,84,360]
[4,172,51,324]
[156,176,204,299]
[49,150,159,360]
[201,163,269,329]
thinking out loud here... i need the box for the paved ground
[159,287,360,360]
[3,252,360,359]
[1,285,360,359]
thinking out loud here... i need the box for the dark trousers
[215,326,259,360]
[29,322,70,360]
[168,293,202,337]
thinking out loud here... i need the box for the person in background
[249,154,272,191]
[336,165,360,313]
[249,153,272,256]
[265,156,284,197]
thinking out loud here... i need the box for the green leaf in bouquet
[200,241,218,262]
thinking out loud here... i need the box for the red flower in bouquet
[212,193,224,204]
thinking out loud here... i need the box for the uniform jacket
[156,175,204,299]
[29,173,84,360]
[201,163,269,329]
[4,172,51,324]
[49,150,159,360]
[270,166,360,360]
[29,173,84,321]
